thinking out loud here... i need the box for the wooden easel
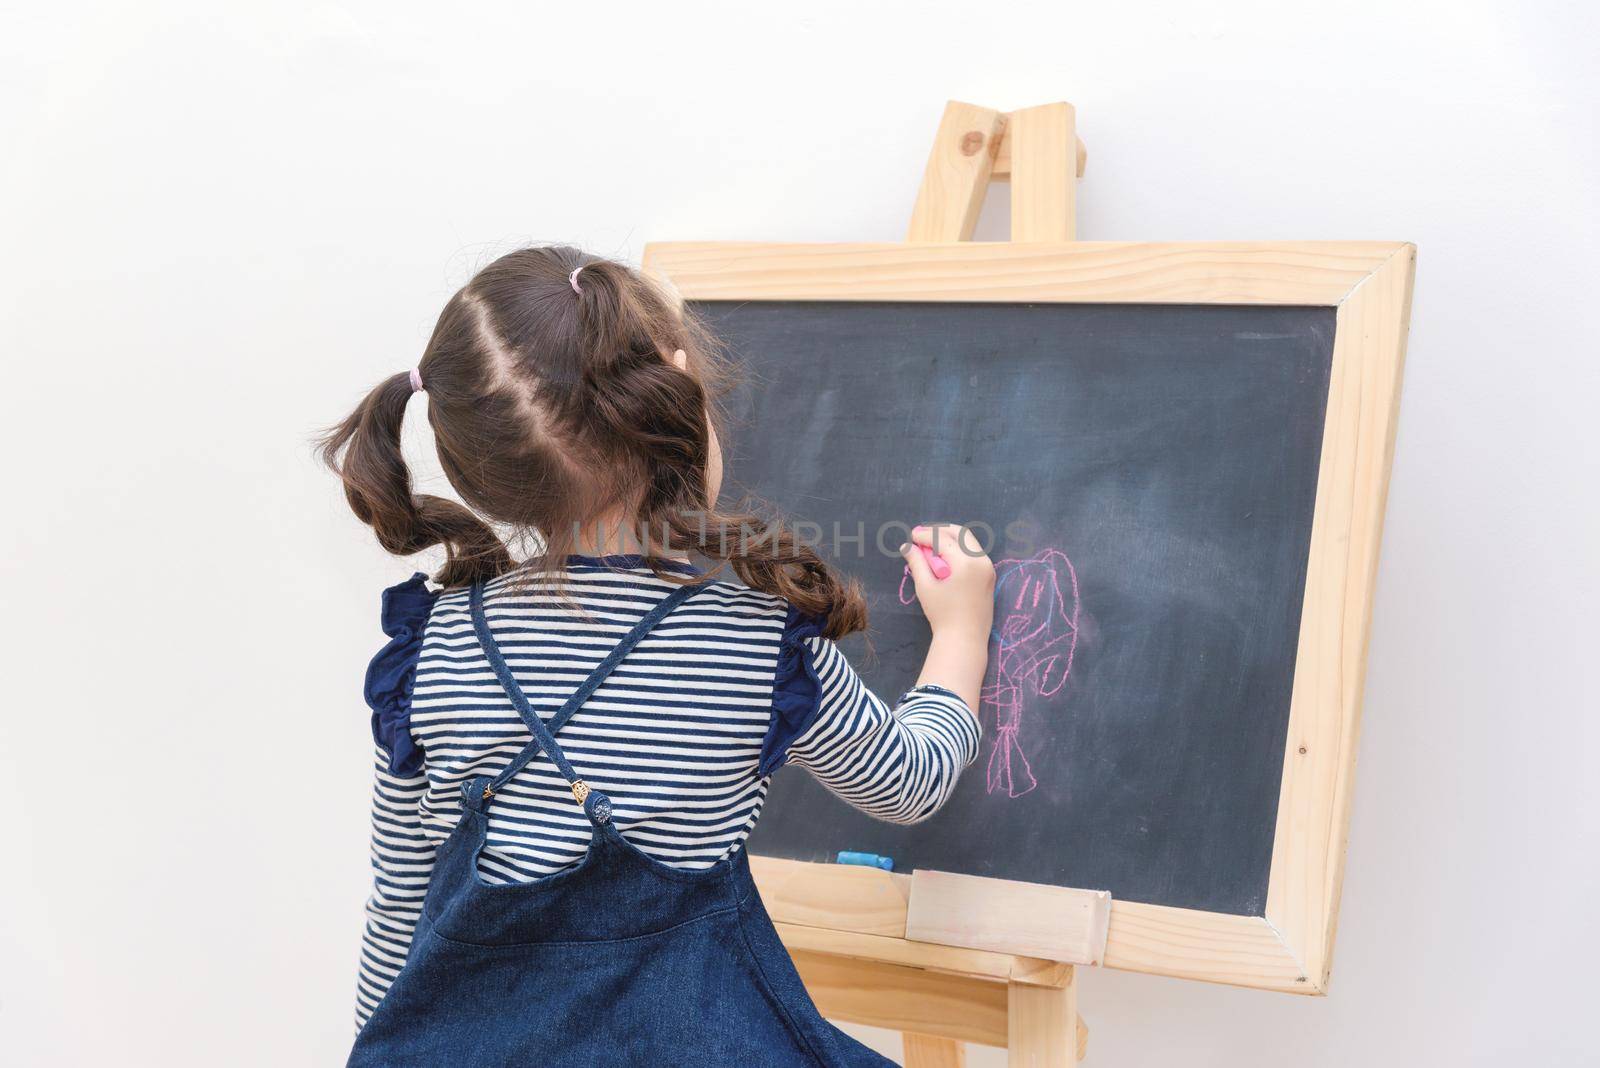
[756,100,1098,1068]
[757,850,1099,1066]
[645,95,1414,1067]
[907,100,1088,243]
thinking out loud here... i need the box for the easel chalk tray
[644,100,1415,1066]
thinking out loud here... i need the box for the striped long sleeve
[783,637,981,824]
[348,562,983,1030]
[354,745,437,1032]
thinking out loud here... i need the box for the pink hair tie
[568,266,583,294]
[409,367,424,393]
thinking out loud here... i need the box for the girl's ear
[668,348,688,371]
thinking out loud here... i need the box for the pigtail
[668,510,871,641]
[568,258,870,640]
[317,371,513,587]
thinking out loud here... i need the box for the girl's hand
[901,524,996,640]
[901,524,994,713]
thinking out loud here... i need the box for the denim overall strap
[467,578,704,825]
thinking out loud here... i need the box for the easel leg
[907,100,1004,242]
[903,1032,965,1067]
[1007,968,1078,1067]
[1006,102,1078,242]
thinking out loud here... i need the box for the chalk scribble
[900,546,1081,797]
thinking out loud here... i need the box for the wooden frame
[644,238,1416,996]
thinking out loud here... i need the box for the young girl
[322,246,995,1066]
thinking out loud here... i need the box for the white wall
[3,1,1595,1064]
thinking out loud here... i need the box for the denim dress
[348,579,893,1066]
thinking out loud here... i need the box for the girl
[322,246,995,1066]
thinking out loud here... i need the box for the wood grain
[1008,974,1079,1067]
[1006,103,1077,242]
[791,950,1010,1047]
[903,1033,966,1068]
[642,240,1405,306]
[993,126,1087,180]
[749,854,909,936]
[772,922,1073,988]
[1265,242,1417,993]
[906,870,1110,965]
[1102,900,1310,994]
[759,861,1315,994]
[907,101,1004,242]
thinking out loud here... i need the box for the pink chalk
[918,544,953,580]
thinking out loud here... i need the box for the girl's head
[319,245,865,639]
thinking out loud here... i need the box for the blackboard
[707,300,1336,918]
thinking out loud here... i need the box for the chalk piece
[918,544,953,580]
[836,851,895,871]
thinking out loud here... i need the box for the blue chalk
[835,851,894,871]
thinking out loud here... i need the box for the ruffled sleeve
[363,572,439,776]
[758,604,828,776]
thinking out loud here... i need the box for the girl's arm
[354,749,435,1032]
[777,527,994,824]
[902,523,996,712]
[782,642,981,824]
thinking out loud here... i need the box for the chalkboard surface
[705,301,1336,917]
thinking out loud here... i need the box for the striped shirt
[356,558,980,1030]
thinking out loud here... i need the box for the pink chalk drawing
[900,546,1081,798]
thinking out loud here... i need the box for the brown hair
[318,245,867,639]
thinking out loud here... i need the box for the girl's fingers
[901,540,934,583]
[911,523,967,557]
